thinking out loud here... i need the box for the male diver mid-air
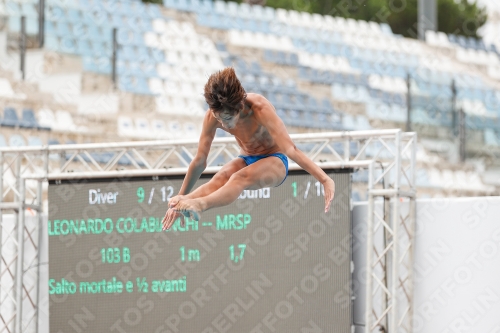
[162,67,335,230]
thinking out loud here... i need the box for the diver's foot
[174,199,203,221]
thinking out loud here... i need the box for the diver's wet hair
[204,67,247,115]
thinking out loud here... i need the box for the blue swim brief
[238,153,288,186]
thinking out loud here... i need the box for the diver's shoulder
[247,93,269,110]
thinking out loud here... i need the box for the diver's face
[213,108,240,129]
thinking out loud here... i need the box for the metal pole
[15,179,26,333]
[38,0,45,47]
[405,134,417,332]
[35,180,44,333]
[418,0,437,40]
[20,16,26,81]
[0,152,3,306]
[459,107,466,162]
[344,139,350,162]
[390,130,402,332]
[0,129,406,153]
[406,74,411,132]
[406,197,416,331]
[451,80,457,137]
[111,28,118,88]
[365,161,375,333]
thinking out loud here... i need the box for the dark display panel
[48,170,351,333]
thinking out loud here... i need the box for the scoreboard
[48,169,352,333]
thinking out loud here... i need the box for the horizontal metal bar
[0,202,41,210]
[0,202,22,210]
[25,204,41,211]
[369,189,416,197]
[0,130,411,153]
[39,161,371,181]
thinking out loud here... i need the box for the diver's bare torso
[210,93,281,156]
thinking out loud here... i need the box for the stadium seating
[28,136,43,146]
[8,134,26,147]
[184,0,500,139]
[0,107,47,129]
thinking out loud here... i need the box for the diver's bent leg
[170,158,246,207]
[174,157,285,220]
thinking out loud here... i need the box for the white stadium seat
[134,118,151,138]
[117,116,134,137]
[0,78,26,99]
[37,108,55,129]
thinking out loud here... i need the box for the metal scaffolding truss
[0,129,417,333]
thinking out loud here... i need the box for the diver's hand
[162,208,184,231]
[323,178,335,213]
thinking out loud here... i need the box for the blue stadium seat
[484,129,500,146]
[141,61,157,77]
[117,29,133,45]
[119,75,134,91]
[145,4,162,18]
[7,16,21,32]
[256,20,270,33]
[321,98,333,113]
[1,107,20,127]
[83,56,97,72]
[118,45,135,61]
[119,2,133,16]
[28,136,44,146]
[309,111,328,129]
[9,134,26,147]
[94,56,112,74]
[128,62,143,76]
[93,152,114,164]
[71,22,87,39]
[87,25,106,42]
[352,169,369,183]
[116,59,129,75]
[279,94,293,109]
[77,39,93,56]
[55,22,71,37]
[6,2,21,16]
[198,0,214,12]
[22,109,49,130]
[288,53,299,66]
[467,37,480,49]
[177,0,191,11]
[306,96,319,111]
[45,5,65,21]
[21,17,38,34]
[44,20,56,34]
[287,109,303,127]
[457,35,468,48]
[196,12,210,27]
[111,14,124,27]
[90,41,108,57]
[45,35,59,50]
[48,138,60,145]
[59,37,77,53]
[78,0,91,8]
[67,8,81,22]
[136,47,151,62]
